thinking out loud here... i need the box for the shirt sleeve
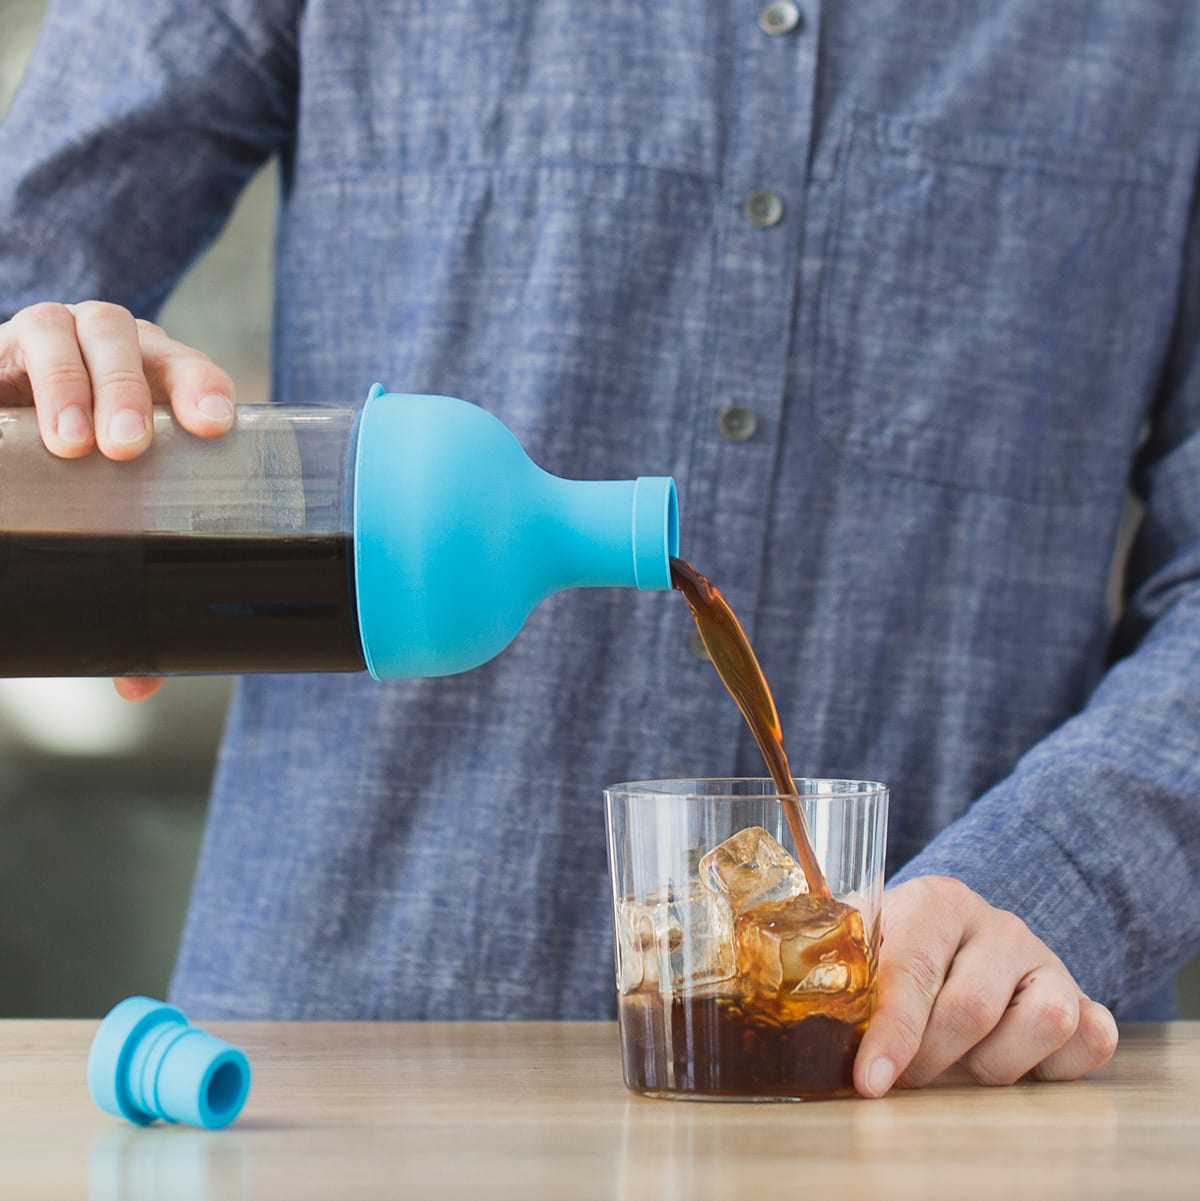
[891,173,1200,1017]
[0,0,300,321]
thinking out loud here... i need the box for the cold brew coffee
[0,530,365,675]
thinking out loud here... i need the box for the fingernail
[56,405,93,445]
[109,409,149,445]
[197,394,234,424]
[866,1056,895,1096]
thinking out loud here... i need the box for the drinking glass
[604,778,888,1100]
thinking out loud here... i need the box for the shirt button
[758,1,802,36]
[743,189,784,228]
[687,627,712,662]
[717,404,758,442]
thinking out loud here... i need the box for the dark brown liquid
[0,531,365,676]
[619,991,865,1099]
[670,557,830,900]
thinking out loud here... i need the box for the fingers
[1032,998,1119,1081]
[956,964,1080,1085]
[113,677,166,702]
[70,302,154,459]
[137,319,236,437]
[1,301,236,461]
[6,303,96,457]
[894,910,1034,1088]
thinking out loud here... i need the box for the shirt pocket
[301,2,721,183]
[812,114,1170,502]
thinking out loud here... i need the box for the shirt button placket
[720,187,782,449]
[758,1,802,37]
[682,3,818,672]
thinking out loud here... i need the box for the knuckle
[95,367,151,396]
[72,300,134,333]
[910,874,951,902]
[931,874,969,901]
[37,361,92,396]
[991,909,1032,943]
[1028,993,1079,1045]
[941,986,1004,1041]
[14,301,72,334]
[898,946,946,1004]
[913,874,971,915]
[138,318,215,362]
[135,318,168,341]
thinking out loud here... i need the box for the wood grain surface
[1,1020,1196,1201]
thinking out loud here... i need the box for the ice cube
[734,893,873,1001]
[699,826,809,915]
[614,882,735,994]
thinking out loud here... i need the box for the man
[3,0,1198,1096]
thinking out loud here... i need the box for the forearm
[895,516,1200,1016]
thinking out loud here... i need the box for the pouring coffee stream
[669,557,833,901]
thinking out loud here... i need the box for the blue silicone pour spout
[353,387,680,679]
[88,997,251,1129]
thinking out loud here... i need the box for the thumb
[854,878,963,1097]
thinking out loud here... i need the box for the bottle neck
[538,474,677,593]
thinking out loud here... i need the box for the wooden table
[1,1021,1196,1201]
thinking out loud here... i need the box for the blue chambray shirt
[2,1,1199,1021]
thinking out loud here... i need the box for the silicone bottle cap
[354,388,682,677]
[87,997,251,1130]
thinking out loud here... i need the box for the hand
[854,875,1119,1097]
[0,301,238,700]
[0,300,236,457]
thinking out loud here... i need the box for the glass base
[625,1083,854,1103]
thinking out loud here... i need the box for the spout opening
[632,476,679,591]
[666,483,680,557]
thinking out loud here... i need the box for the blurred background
[3,0,1198,1018]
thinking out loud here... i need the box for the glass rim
[603,776,888,800]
